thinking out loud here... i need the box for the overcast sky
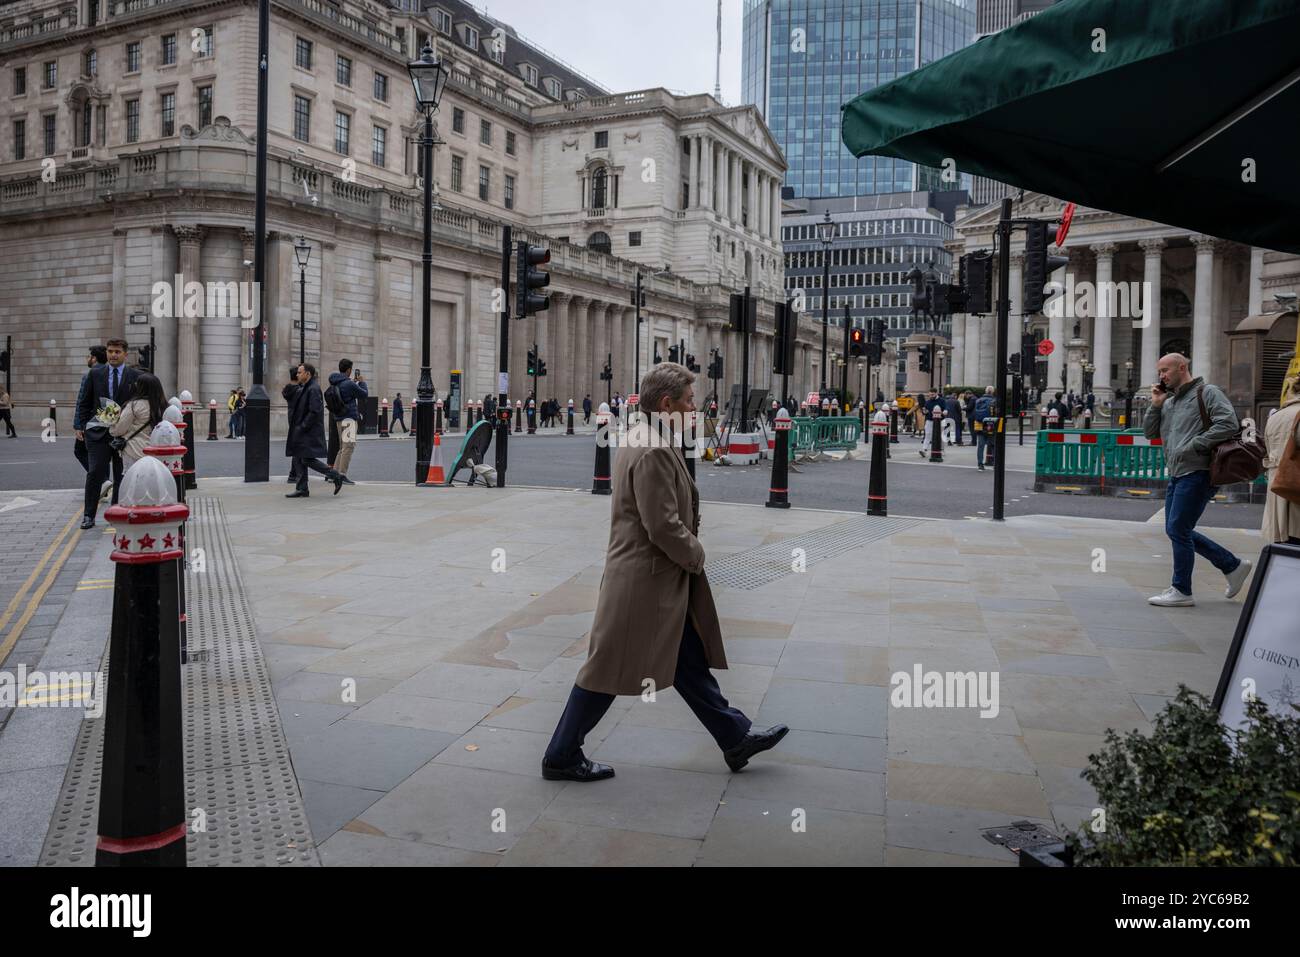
[473,0,746,104]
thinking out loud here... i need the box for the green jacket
[1142,376,1239,479]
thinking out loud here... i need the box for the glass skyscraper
[743,0,975,199]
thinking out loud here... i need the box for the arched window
[592,168,607,209]
[588,231,611,255]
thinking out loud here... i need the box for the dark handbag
[1270,410,1300,506]
[109,419,151,454]
[1196,385,1266,485]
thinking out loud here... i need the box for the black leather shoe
[723,724,789,772]
[79,517,95,530]
[285,490,309,498]
[340,476,356,486]
[331,471,344,495]
[541,757,615,782]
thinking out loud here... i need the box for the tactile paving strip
[704,514,923,590]
[40,496,318,866]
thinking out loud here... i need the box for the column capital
[172,225,204,246]
[1089,241,1118,258]
[1190,234,1220,254]
[1138,237,1166,255]
[239,229,256,247]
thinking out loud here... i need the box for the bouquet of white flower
[88,398,122,432]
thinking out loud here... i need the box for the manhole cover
[981,821,1062,851]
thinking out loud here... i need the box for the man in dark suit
[76,338,139,529]
[72,345,108,472]
[285,363,344,498]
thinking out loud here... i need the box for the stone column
[173,225,203,401]
[950,313,965,387]
[510,296,528,403]
[239,230,256,393]
[688,135,700,210]
[570,295,588,405]
[1138,238,1164,389]
[1191,234,1218,378]
[700,136,712,213]
[1046,258,1069,391]
[757,172,767,236]
[1090,242,1117,400]
[609,303,625,395]
[1008,250,1024,360]
[731,153,741,223]
[978,314,995,389]
[1248,246,1265,317]
[591,301,609,405]
[553,293,572,407]
[772,179,781,240]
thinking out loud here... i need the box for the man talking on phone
[1143,353,1250,606]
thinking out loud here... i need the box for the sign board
[628,393,639,405]
[1055,202,1076,247]
[498,372,509,396]
[449,370,462,430]
[1038,339,1055,356]
[1213,543,1300,731]
[807,392,819,406]
[128,313,149,325]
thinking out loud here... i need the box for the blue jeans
[1164,470,1240,595]
[976,429,993,466]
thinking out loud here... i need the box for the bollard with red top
[97,456,188,867]
[929,405,944,463]
[765,407,792,509]
[527,398,536,434]
[206,399,219,440]
[868,411,889,516]
[514,400,522,433]
[379,398,389,437]
[435,400,443,436]
[143,420,190,664]
[179,392,197,490]
[48,398,57,436]
[566,399,575,435]
[592,402,612,495]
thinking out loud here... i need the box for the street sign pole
[496,226,511,487]
[994,197,1012,522]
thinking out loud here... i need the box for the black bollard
[929,407,944,462]
[98,470,188,867]
[527,399,536,434]
[380,400,389,437]
[206,400,218,440]
[889,407,899,444]
[868,416,889,516]
[514,400,522,434]
[592,409,612,495]
[435,401,443,436]
[765,408,791,509]
[49,399,57,437]
[566,400,575,435]
[180,398,197,490]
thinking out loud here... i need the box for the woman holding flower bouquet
[110,373,168,470]
[75,338,139,529]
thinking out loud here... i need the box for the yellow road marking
[0,511,78,636]
[0,525,83,664]
[79,579,112,585]
[75,584,113,591]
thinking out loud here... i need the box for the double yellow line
[0,511,84,665]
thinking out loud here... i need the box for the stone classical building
[0,0,803,430]
[947,193,1300,414]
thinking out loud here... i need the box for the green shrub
[1067,686,1300,866]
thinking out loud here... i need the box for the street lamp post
[293,236,311,365]
[817,211,835,395]
[937,347,947,391]
[244,0,271,483]
[407,43,449,486]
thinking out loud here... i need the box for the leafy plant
[1068,686,1300,866]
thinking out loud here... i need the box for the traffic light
[965,252,993,314]
[138,344,154,371]
[709,354,723,380]
[728,293,755,333]
[1007,353,1021,376]
[537,357,547,378]
[0,349,8,373]
[1023,220,1069,314]
[515,242,551,317]
[600,355,612,382]
[668,345,680,366]
[773,301,796,375]
[918,345,931,373]
[1021,333,1037,376]
[849,326,865,358]
[687,353,699,373]
[527,347,537,376]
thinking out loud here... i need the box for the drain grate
[704,514,922,590]
[40,496,318,867]
[981,821,1063,852]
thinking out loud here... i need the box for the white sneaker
[1224,559,1252,599]
[99,480,113,501]
[1149,587,1195,607]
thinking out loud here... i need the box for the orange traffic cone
[424,431,446,485]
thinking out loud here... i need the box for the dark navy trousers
[544,613,752,768]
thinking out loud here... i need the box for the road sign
[1055,202,1075,247]
[806,391,819,405]
[1038,339,1055,356]
[627,393,639,405]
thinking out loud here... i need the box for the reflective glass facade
[743,0,974,198]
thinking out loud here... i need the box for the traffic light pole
[414,107,435,486]
[633,272,643,396]
[841,304,850,402]
[244,0,270,484]
[496,226,511,487]
[740,285,751,433]
[993,197,1012,522]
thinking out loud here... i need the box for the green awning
[842,0,1300,254]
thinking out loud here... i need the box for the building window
[595,130,608,149]
[78,100,91,147]
[592,168,607,209]
[161,34,176,66]
[372,125,386,167]
[12,119,24,160]
[160,91,175,136]
[478,164,489,201]
[588,232,611,255]
[434,9,452,34]
[730,241,735,258]
[197,85,213,128]
[681,181,689,209]
[523,64,538,86]
[84,50,97,76]
[295,37,312,70]
[450,154,463,192]
[466,26,479,50]
[505,130,516,156]
[714,236,721,253]
[196,25,214,58]
[293,95,310,142]
[452,107,464,134]
[373,72,388,101]
[43,114,56,155]
[14,66,26,95]
[125,99,139,142]
[334,111,350,154]
[43,62,56,89]
[489,43,504,65]
[126,42,140,74]
[479,119,491,146]
[336,55,352,86]
[544,77,560,98]
[504,173,514,210]
[629,231,642,247]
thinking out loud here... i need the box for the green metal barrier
[1034,430,1106,489]
[789,417,817,460]
[814,417,861,451]
[1105,431,1167,489]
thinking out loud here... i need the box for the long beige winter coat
[576,419,728,695]
[1262,396,1300,544]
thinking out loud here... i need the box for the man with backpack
[1144,354,1252,607]
[974,387,997,471]
[326,358,368,485]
